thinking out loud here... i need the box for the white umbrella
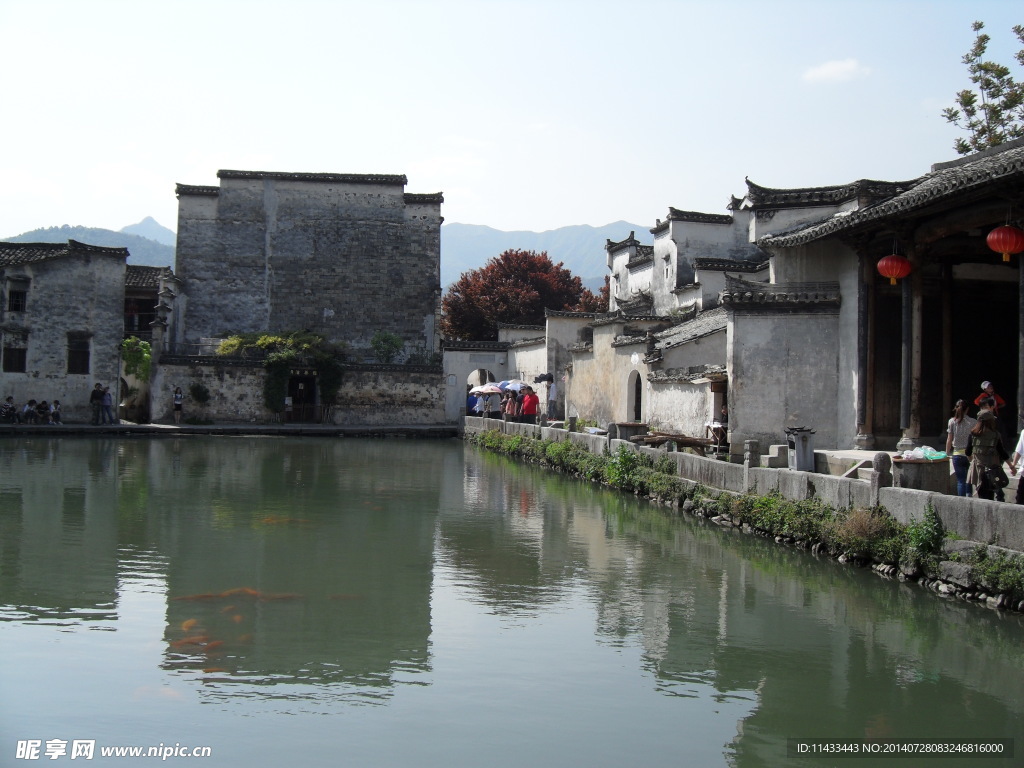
[498,380,528,391]
[470,384,503,394]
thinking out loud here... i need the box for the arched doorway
[626,369,642,422]
[466,368,498,417]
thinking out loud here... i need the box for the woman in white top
[945,399,977,497]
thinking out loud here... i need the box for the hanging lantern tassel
[877,254,911,285]
[986,225,1024,262]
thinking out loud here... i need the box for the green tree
[370,330,404,363]
[121,336,152,381]
[441,249,605,341]
[943,21,1024,155]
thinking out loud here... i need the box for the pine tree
[943,21,1024,155]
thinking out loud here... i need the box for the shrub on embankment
[468,429,1024,606]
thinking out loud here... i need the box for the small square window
[2,346,27,373]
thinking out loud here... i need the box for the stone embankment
[463,416,1024,613]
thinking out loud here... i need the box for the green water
[1,436,1022,767]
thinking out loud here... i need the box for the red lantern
[986,225,1024,262]
[877,254,911,285]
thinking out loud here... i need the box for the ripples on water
[2,436,1024,767]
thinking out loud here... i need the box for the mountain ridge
[3,218,650,290]
[440,220,649,290]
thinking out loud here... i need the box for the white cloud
[802,58,872,84]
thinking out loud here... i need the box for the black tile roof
[655,306,728,347]
[0,239,128,267]
[651,208,734,234]
[126,265,172,289]
[759,139,1024,249]
[218,170,408,185]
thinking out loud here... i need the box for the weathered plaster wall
[332,367,445,425]
[728,309,840,450]
[496,326,544,345]
[508,340,547,384]
[151,359,270,422]
[442,347,509,422]
[567,323,650,425]
[660,328,727,370]
[769,242,861,447]
[651,215,759,315]
[153,360,445,425]
[544,314,594,419]
[645,383,713,436]
[1,253,125,423]
[645,329,726,434]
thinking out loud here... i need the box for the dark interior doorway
[287,375,319,422]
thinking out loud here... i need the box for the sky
[0,0,1020,237]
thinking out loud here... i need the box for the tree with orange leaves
[441,249,605,341]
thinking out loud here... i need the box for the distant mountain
[121,216,176,246]
[3,224,175,269]
[441,221,650,291]
[5,218,644,288]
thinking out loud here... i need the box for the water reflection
[1,436,1023,767]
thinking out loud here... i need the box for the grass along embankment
[468,428,1024,612]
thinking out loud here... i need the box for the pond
[1,436,1022,767]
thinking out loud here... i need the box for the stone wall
[0,248,125,423]
[462,418,1024,554]
[175,171,442,359]
[151,358,269,422]
[152,359,446,425]
[332,366,445,425]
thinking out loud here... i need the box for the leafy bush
[604,444,643,490]
[906,504,944,559]
[189,382,211,406]
[970,549,1024,598]
[217,331,345,412]
[824,506,903,559]
[121,337,152,381]
[370,331,404,364]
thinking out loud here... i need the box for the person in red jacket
[974,381,1006,416]
[519,386,540,425]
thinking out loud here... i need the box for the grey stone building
[0,240,127,421]
[173,170,444,360]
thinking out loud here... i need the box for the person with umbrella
[502,388,519,423]
[519,386,540,425]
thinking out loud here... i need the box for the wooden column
[855,252,875,449]
[1019,262,1024,432]
[897,246,922,450]
[942,259,953,417]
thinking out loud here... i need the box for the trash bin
[785,426,816,472]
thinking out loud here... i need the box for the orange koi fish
[220,604,236,613]
[181,618,198,631]
[171,593,217,601]
[220,587,260,598]
[204,640,224,651]
[202,667,226,673]
[170,635,209,648]
[231,614,244,624]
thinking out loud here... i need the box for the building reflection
[451,445,1024,763]
[3,436,1024,756]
